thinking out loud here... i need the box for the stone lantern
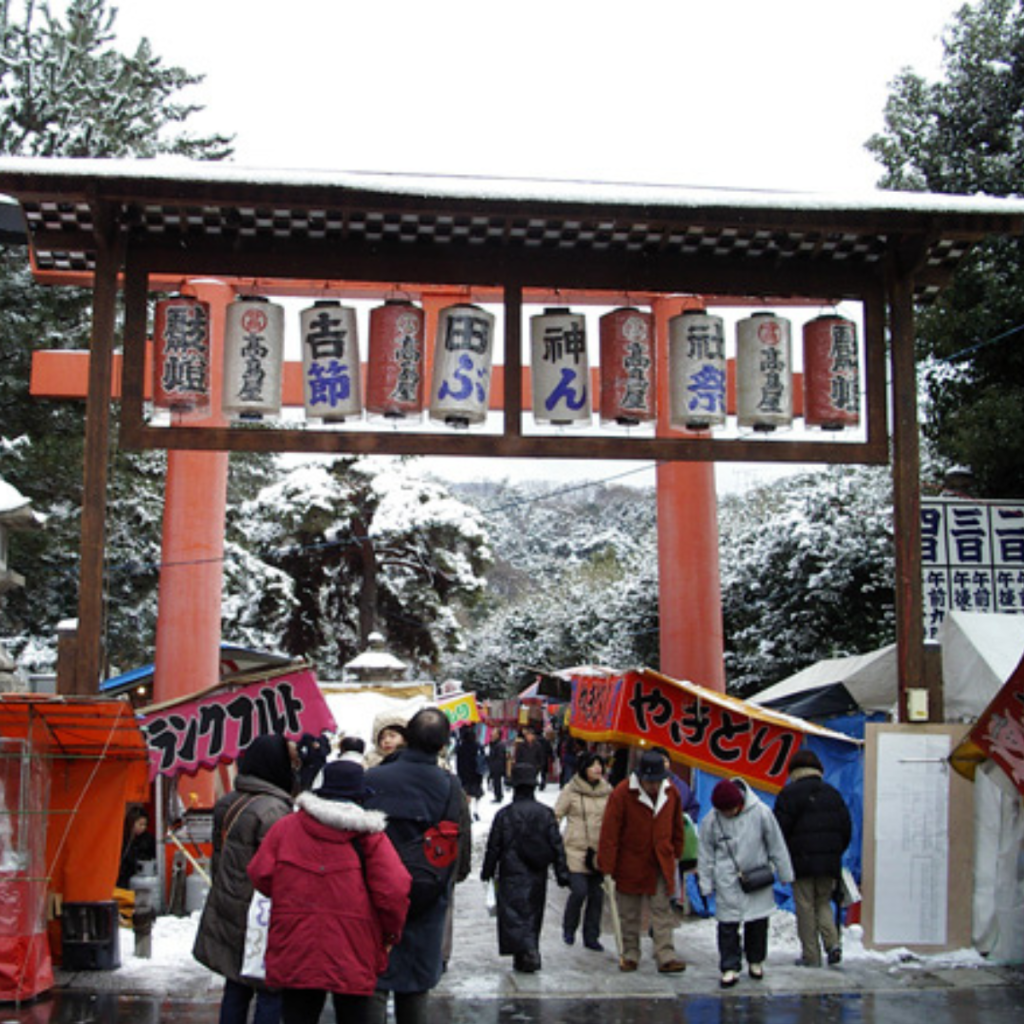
[343,632,408,684]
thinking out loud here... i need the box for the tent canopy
[940,612,1024,722]
[751,644,897,718]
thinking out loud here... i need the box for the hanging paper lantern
[668,309,726,431]
[736,311,793,432]
[530,307,591,426]
[365,300,426,419]
[429,303,496,428]
[599,307,656,426]
[222,295,284,420]
[152,295,211,415]
[803,314,860,430]
[300,300,362,422]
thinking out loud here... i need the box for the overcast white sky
[104,0,962,489]
[108,0,960,192]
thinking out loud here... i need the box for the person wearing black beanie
[194,733,297,1024]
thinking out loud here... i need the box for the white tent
[939,611,1024,722]
[751,644,898,716]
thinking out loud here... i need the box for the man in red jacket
[597,750,687,974]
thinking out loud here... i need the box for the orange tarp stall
[0,695,149,1000]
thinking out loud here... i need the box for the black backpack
[388,776,463,918]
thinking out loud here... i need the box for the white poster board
[863,724,974,952]
[873,732,950,944]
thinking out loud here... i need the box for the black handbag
[720,818,774,893]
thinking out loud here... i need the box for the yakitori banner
[950,651,1024,796]
[567,668,858,793]
[438,691,481,729]
[140,666,337,779]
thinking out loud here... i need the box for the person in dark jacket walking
[773,749,852,967]
[248,760,411,1024]
[193,733,297,1024]
[481,763,570,972]
[364,707,466,1024]
[454,729,484,819]
[487,735,507,803]
[513,726,547,788]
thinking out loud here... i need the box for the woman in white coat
[697,778,794,988]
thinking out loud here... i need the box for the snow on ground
[108,783,989,996]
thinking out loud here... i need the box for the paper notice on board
[873,732,951,945]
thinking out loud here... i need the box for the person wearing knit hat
[697,777,794,989]
[773,748,852,968]
[193,733,297,1024]
[596,749,689,974]
[248,758,411,1024]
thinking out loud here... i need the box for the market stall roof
[940,612,1024,722]
[2,157,1024,300]
[750,644,898,718]
[0,693,148,761]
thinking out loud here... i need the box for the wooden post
[888,266,931,722]
[74,206,121,694]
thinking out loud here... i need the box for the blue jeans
[219,978,281,1024]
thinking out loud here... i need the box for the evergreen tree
[865,0,1024,497]
[0,0,232,671]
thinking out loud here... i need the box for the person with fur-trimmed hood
[363,708,409,769]
[248,760,411,1024]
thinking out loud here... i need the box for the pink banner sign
[140,667,337,779]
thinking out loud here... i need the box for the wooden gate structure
[2,157,1024,723]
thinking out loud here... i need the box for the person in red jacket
[597,750,687,974]
[248,760,411,1024]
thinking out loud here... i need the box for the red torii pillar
[652,297,725,692]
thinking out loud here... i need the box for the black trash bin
[61,901,121,970]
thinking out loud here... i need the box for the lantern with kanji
[152,294,211,416]
[222,295,284,420]
[803,314,860,430]
[736,311,793,431]
[599,307,656,426]
[668,309,726,431]
[300,300,362,422]
[530,307,591,426]
[429,303,495,427]
[365,300,426,419]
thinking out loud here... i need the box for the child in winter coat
[248,760,411,1024]
[697,778,794,989]
[481,763,570,972]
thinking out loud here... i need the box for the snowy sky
[99,1,962,490]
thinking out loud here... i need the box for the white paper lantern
[736,311,793,431]
[222,296,284,420]
[530,307,591,426]
[300,301,362,422]
[429,304,496,427]
[668,310,726,431]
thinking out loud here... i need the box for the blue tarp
[686,712,880,917]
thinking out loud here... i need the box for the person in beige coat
[554,752,612,950]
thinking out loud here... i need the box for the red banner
[568,668,857,793]
[139,667,337,779]
[951,651,1024,796]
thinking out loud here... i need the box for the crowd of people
[114,711,853,1022]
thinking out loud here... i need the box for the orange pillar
[152,280,233,806]
[652,298,726,692]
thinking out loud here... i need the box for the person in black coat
[364,707,466,1024]
[773,748,852,967]
[481,763,570,973]
[454,729,484,817]
[487,736,507,803]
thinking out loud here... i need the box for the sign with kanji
[950,651,1024,796]
[921,499,1024,639]
[566,668,857,793]
[139,667,336,779]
